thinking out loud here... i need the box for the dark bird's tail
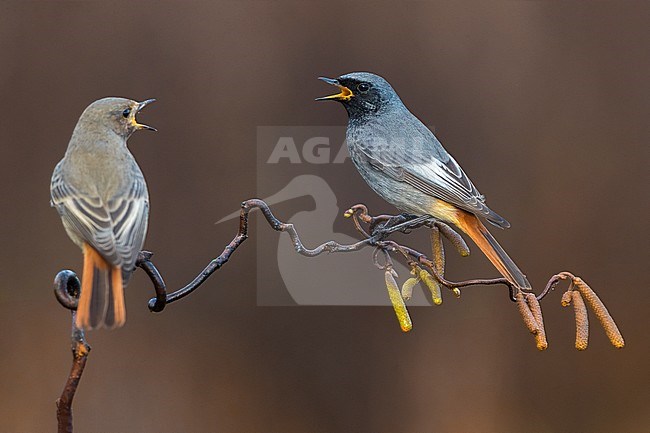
[77,244,126,330]
[454,211,531,290]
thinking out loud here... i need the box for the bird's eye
[122,108,131,118]
[357,83,370,92]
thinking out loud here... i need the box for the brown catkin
[525,293,548,350]
[516,292,539,335]
[573,278,624,348]
[571,291,589,350]
[561,287,573,307]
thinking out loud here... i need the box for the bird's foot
[372,214,433,238]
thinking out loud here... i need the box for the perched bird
[317,72,531,290]
[51,97,155,329]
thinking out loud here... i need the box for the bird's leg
[374,214,434,237]
[345,205,428,236]
[367,213,409,235]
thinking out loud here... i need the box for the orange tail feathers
[453,211,532,290]
[77,244,126,330]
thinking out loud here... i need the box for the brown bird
[50,97,155,329]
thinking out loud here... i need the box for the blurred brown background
[1,1,648,432]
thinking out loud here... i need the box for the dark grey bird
[51,97,155,329]
[317,72,531,290]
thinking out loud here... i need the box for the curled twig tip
[54,270,81,311]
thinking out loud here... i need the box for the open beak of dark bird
[133,99,157,131]
[315,77,354,101]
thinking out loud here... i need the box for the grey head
[316,72,404,119]
[74,97,157,140]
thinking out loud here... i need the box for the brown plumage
[51,97,155,330]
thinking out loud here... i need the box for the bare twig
[53,201,625,350]
[53,270,91,433]
[50,200,626,433]
[139,199,382,311]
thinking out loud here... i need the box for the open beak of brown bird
[131,99,157,131]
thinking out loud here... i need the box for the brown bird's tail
[77,244,126,330]
[454,211,532,290]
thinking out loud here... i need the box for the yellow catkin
[573,278,624,348]
[516,292,539,335]
[401,277,419,301]
[385,270,412,332]
[430,226,445,274]
[571,290,589,351]
[419,268,442,305]
[525,293,548,351]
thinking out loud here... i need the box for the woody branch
[134,198,624,351]
[53,198,625,430]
